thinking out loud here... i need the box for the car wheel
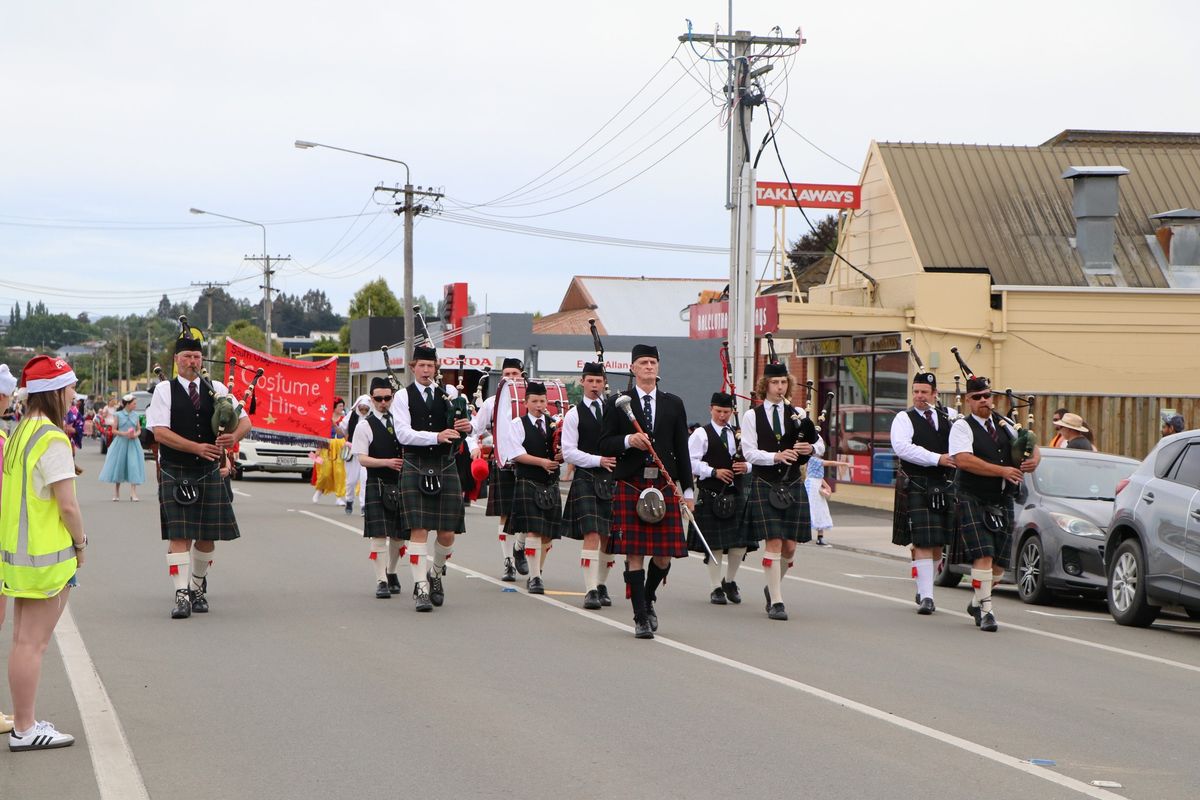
[1016,534,1052,605]
[300,468,313,482]
[933,551,962,587]
[1107,538,1160,627]
[1184,607,1200,622]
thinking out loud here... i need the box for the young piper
[352,378,407,599]
[740,361,823,621]
[949,376,1039,632]
[560,362,618,609]
[506,382,563,594]
[471,358,527,580]
[395,345,473,612]
[688,392,753,605]
[599,344,693,639]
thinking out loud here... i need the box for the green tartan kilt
[952,493,1013,567]
[689,484,757,551]
[400,451,466,533]
[507,477,563,539]
[561,468,613,540]
[158,461,240,542]
[362,480,407,540]
[744,476,811,543]
[892,473,955,548]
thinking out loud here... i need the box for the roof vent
[1061,166,1129,278]
[1150,209,1200,268]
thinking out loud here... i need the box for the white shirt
[623,385,658,450]
[395,380,462,447]
[471,387,518,466]
[562,400,604,469]
[740,402,825,467]
[890,407,945,468]
[145,375,247,430]
[950,413,1016,493]
[688,421,750,479]
[351,408,398,456]
[506,413,552,461]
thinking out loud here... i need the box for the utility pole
[678,27,803,415]
[191,281,231,360]
[375,183,444,369]
[244,255,289,350]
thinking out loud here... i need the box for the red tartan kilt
[606,477,688,557]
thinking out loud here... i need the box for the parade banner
[224,338,338,447]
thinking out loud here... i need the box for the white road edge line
[56,606,150,800]
[1026,610,1108,621]
[299,511,1127,800]
[231,488,251,497]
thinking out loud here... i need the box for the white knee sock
[499,528,513,562]
[598,555,613,587]
[408,542,429,591]
[515,531,527,553]
[725,547,747,582]
[779,554,794,581]
[370,539,389,582]
[526,538,542,579]
[705,552,724,589]
[763,553,783,605]
[433,540,454,574]
[190,550,212,591]
[166,551,190,593]
[914,558,934,601]
[970,568,993,614]
[580,548,600,592]
[387,538,404,574]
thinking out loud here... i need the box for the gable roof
[876,137,1200,287]
[550,275,727,337]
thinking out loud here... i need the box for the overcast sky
[2,1,1195,324]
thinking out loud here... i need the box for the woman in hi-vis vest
[0,356,87,752]
[0,362,17,735]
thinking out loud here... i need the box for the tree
[309,336,341,354]
[787,213,839,272]
[185,288,254,333]
[347,279,403,319]
[156,294,174,319]
[223,319,282,355]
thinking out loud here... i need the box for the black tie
[985,418,999,443]
[188,382,200,411]
[424,386,433,406]
[923,409,934,428]
[591,400,601,421]
[642,394,653,433]
[383,412,394,435]
[720,427,730,450]
[536,417,545,436]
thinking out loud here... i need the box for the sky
[2,1,1197,324]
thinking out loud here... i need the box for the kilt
[892,472,956,548]
[400,451,467,534]
[485,463,515,517]
[952,493,1013,566]
[507,477,563,538]
[158,461,240,542]
[688,483,756,551]
[561,467,613,540]
[606,475,688,558]
[362,480,407,540]
[744,476,811,543]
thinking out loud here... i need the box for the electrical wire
[0,210,390,231]
[779,119,860,175]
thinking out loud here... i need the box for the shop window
[825,352,907,487]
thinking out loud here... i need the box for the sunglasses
[968,392,993,401]
[371,395,393,402]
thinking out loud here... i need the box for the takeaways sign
[756,181,861,209]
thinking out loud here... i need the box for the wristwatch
[73,536,87,551]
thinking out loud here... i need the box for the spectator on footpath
[1051,413,1095,451]
[1048,407,1070,448]
[1161,411,1186,438]
[1,356,87,751]
[0,363,17,734]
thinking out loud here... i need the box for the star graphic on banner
[264,414,278,425]
[324,377,330,383]
[318,404,328,413]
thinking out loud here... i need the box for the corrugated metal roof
[877,140,1200,287]
[563,276,726,337]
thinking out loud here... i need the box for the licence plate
[276,456,297,465]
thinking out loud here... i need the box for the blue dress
[98,410,146,485]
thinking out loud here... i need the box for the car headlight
[1049,512,1103,538]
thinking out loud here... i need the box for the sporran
[636,486,666,523]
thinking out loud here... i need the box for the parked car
[233,438,314,481]
[1104,431,1200,626]
[941,448,1138,604]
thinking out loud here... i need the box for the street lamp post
[295,139,440,372]
[189,208,273,347]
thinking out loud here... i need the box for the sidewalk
[814,502,909,562]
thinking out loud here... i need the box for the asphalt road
[3,445,1199,800]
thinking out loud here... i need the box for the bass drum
[490,378,571,465]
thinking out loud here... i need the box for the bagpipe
[949,345,1035,466]
[905,337,957,419]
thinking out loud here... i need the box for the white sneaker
[335,497,346,507]
[9,720,75,751]
[312,491,321,504]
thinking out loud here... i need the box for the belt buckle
[643,466,659,480]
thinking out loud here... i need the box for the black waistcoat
[956,414,1013,501]
[405,382,451,456]
[754,403,816,481]
[160,379,217,467]
[515,415,555,482]
[900,407,952,478]
[699,423,734,493]
[574,400,603,457]
[365,413,402,485]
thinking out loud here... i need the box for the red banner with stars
[224,339,338,447]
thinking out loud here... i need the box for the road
[3,445,1199,800]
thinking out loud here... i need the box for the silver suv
[1104,431,1200,626]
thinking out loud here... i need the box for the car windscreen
[1031,456,1135,501]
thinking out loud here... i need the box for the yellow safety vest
[0,418,78,599]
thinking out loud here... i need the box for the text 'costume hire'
[890,405,956,548]
[561,397,614,540]
[506,412,563,538]
[396,380,467,534]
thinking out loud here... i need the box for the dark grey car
[1104,431,1200,626]
[942,449,1138,604]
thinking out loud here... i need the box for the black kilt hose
[362,479,407,540]
[562,467,613,540]
[485,463,515,517]
[689,481,757,552]
[606,475,688,557]
[158,462,240,542]
[744,475,811,543]
[507,476,563,538]
[892,471,956,548]
[400,451,466,533]
[952,492,1013,567]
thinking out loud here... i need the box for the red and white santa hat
[19,355,78,395]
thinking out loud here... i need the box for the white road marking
[1026,610,1108,621]
[56,606,150,800]
[298,511,1127,800]
[843,573,911,581]
[231,488,252,497]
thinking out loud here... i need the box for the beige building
[778,130,1200,508]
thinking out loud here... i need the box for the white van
[233,439,314,481]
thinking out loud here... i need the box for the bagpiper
[505,381,563,594]
[471,358,528,580]
[560,362,617,609]
[351,378,408,599]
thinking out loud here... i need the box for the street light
[294,139,424,370]
[189,207,273,347]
